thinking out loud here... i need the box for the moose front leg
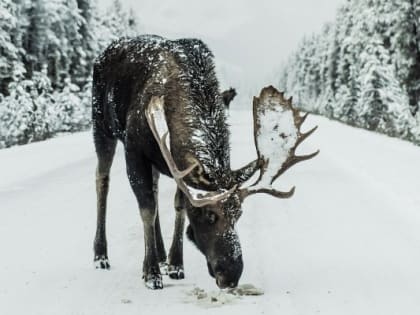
[167,188,186,279]
[152,166,168,274]
[125,151,163,289]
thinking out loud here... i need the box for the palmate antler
[145,96,236,207]
[239,86,319,199]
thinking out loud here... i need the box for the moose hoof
[159,262,169,275]
[168,265,184,280]
[144,274,163,290]
[94,255,110,269]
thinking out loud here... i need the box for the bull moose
[92,35,318,290]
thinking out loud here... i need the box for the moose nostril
[214,264,225,274]
[216,276,228,289]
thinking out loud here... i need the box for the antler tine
[271,123,319,183]
[241,186,295,200]
[292,150,320,164]
[146,96,235,208]
[298,112,309,127]
[272,150,320,183]
[295,125,318,148]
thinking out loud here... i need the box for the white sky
[97,0,343,97]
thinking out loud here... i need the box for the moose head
[146,86,318,288]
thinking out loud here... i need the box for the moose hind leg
[168,189,186,279]
[93,133,117,269]
[125,152,163,289]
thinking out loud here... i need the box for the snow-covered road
[1,111,420,315]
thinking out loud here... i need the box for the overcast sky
[97,0,344,97]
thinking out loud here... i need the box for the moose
[92,35,318,290]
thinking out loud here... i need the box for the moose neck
[163,69,231,190]
[135,36,232,191]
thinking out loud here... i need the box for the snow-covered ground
[1,110,420,315]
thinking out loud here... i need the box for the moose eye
[206,211,217,224]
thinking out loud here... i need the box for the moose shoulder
[92,35,318,290]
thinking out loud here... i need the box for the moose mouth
[207,259,242,289]
[207,262,236,289]
[216,277,237,289]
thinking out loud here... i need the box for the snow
[2,110,420,314]
[278,0,420,144]
[97,0,343,93]
[184,284,263,307]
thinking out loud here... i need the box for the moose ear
[221,88,237,107]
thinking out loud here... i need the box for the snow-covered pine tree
[51,79,84,133]
[304,35,322,103]
[0,67,53,146]
[0,0,141,148]
[46,0,84,88]
[358,39,410,137]
[22,0,49,78]
[358,39,390,131]
[0,0,22,95]
[96,0,140,49]
[384,0,420,115]
[0,79,35,146]
[335,0,367,125]
[70,0,98,88]
[277,0,420,144]
[313,23,334,114]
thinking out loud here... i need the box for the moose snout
[216,274,238,289]
[209,255,243,289]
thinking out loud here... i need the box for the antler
[240,86,319,199]
[145,96,236,207]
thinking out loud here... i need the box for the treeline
[0,0,139,148]
[278,0,420,143]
